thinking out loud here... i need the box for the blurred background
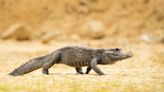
[0,0,164,92]
[0,0,163,44]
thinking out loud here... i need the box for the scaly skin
[9,46,133,76]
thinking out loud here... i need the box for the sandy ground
[0,40,163,92]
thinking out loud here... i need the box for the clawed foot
[42,69,49,75]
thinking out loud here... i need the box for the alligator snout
[128,51,133,57]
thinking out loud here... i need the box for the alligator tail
[9,55,51,76]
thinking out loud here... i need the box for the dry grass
[0,41,164,92]
[0,68,164,92]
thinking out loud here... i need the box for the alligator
[9,46,133,76]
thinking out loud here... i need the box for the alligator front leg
[91,58,105,75]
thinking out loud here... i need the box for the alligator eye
[115,48,120,51]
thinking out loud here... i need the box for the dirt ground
[0,40,163,92]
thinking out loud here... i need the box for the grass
[0,70,164,92]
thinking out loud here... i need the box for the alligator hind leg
[42,52,61,75]
[42,61,55,74]
[75,68,84,74]
[42,59,57,74]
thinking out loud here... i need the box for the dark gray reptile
[9,46,133,76]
